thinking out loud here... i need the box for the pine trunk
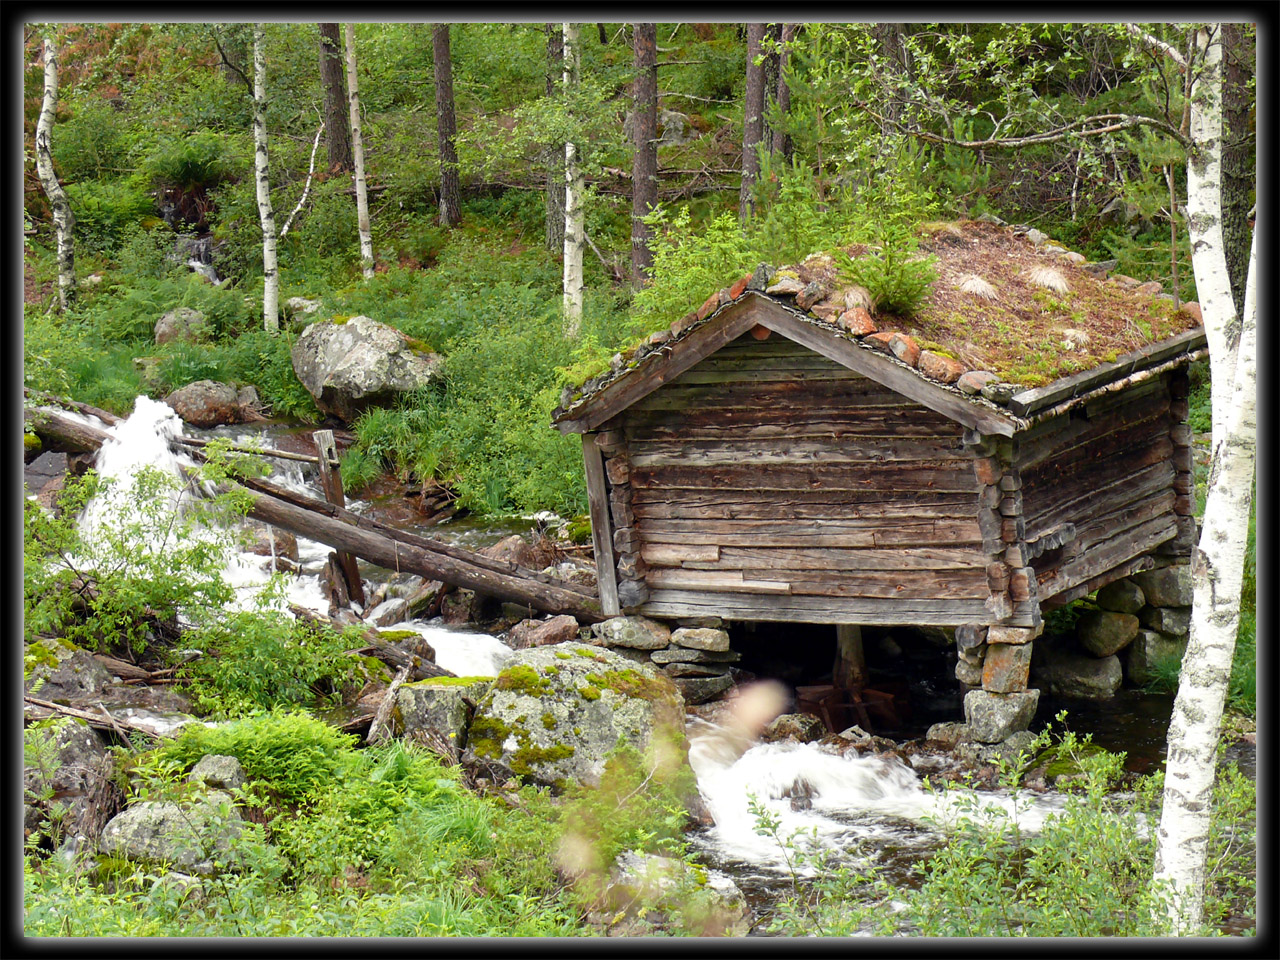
[544,24,566,252]
[761,23,781,154]
[740,23,765,221]
[771,24,796,161]
[562,22,584,335]
[251,25,278,334]
[433,25,462,227]
[318,23,353,172]
[631,22,658,285]
[345,24,374,279]
[1151,25,1257,935]
[35,35,75,312]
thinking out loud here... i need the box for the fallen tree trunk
[25,405,605,623]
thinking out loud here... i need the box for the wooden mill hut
[552,220,1205,738]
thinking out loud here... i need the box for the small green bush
[63,179,157,253]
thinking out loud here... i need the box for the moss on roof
[552,218,1204,425]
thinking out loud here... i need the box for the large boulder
[154,306,209,345]
[1034,643,1123,699]
[1129,565,1194,607]
[23,717,115,845]
[290,316,442,423]
[98,791,243,874]
[397,677,493,755]
[963,689,1039,743]
[25,637,114,703]
[1076,609,1140,658]
[464,642,686,790]
[165,380,243,428]
[591,616,671,650]
[1125,630,1188,685]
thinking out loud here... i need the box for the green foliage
[838,192,940,316]
[155,709,356,807]
[23,467,242,652]
[633,207,753,332]
[139,131,238,192]
[178,610,364,716]
[52,97,133,181]
[62,178,157,252]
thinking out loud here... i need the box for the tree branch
[856,98,1188,150]
[279,118,325,239]
[1124,23,1188,74]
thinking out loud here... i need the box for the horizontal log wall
[621,333,993,624]
[1017,373,1179,603]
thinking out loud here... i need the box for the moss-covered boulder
[397,676,494,754]
[464,643,686,790]
[25,637,113,702]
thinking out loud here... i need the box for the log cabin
[551,220,1206,738]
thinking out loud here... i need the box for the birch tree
[344,23,374,279]
[739,23,766,221]
[1150,25,1257,934]
[631,22,658,285]
[34,31,75,312]
[432,24,461,227]
[562,21,584,335]
[544,23,566,253]
[251,24,278,334]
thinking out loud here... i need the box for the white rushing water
[687,716,1068,873]
[77,396,515,676]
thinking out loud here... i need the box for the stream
[34,397,1255,936]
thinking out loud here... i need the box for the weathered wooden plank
[1020,433,1174,494]
[1035,513,1177,601]
[1022,460,1175,534]
[630,489,979,521]
[1007,328,1206,417]
[582,434,620,616]
[629,414,962,442]
[630,377,937,412]
[674,545,985,572]
[1015,388,1170,465]
[645,569,794,594]
[779,572,989,600]
[639,543,721,567]
[631,461,978,493]
[1040,554,1159,610]
[636,522,982,549]
[1017,408,1172,478]
[628,436,964,467]
[639,591,1038,627]
[670,367,866,385]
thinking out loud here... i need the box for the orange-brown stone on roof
[837,307,877,336]
[919,350,966,384]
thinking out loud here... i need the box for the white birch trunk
[35,34,75,312]
[1182,26,1238,449]
[345,23,374,279]
[252,24,279,334]
[562,22,584,336]
[1150,25,1257,935]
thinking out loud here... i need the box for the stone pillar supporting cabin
[552,224,1206,742]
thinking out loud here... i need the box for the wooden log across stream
[25,405,604,624]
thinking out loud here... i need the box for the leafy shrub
[156,709,357,807]
[23,467,242,651]
[633,207,753,332]
[52,97,132,181]
[140,131,237,192]
[63,178,157,252]
[179,609,364,715]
